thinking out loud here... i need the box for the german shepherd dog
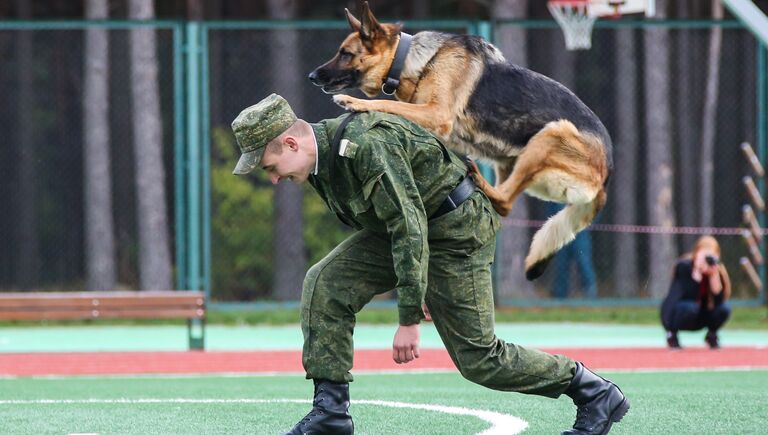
[308,2,612,280]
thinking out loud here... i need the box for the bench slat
[0,308,205,321]
[0,291,204,309]
[0,298,203,309]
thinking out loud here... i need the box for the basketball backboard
[588,0,656,18]
[548,0,655,50]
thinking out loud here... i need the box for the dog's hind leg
[467,159,519,216]
[485,120,610,280]
[468,120,609,282]
[467,160,504,202]
[476,137,550,217]
[524,187,606,280]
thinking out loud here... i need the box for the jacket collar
[309,122,331,185]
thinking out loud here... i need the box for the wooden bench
[0,291,206,350]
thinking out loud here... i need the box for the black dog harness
[381,32,412,95]
[331,112,476,222]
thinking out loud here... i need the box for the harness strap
[329,112,361,227]
[330,112,361,183]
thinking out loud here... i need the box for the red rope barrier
[502,218,768,236]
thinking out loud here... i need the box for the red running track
[1,347,767,377]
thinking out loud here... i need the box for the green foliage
[209,127,351,301]
[302,189,350,265]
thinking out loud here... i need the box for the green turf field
[1,370,766,434]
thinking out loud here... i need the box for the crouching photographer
[661,236,732,349]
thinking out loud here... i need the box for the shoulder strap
[329,111,361,184]
[327,111,362,228]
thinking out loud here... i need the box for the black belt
[430,175,476,220]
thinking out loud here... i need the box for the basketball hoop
[548,0,597,50]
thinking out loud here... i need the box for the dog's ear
[345,8,361,32]
[360,1,383,42]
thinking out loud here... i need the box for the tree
[83,0,117,291]
[491,0,537,300]
[15,0,39,290]
[699,0,723,228]
[674,0,698,249]
[128,0,173,290]
[267,0,307,300]
[643,0,677,298]
[613,27,640,297]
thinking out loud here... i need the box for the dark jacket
[660,259,726,330]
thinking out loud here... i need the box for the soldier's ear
[284,135,300,152]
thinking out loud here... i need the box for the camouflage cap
[231,93,297,175]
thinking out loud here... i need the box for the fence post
[201,25,212,302]
[185,21,202,293]
[184,21,208,347]
[174,22,187,291]
[758,43,767,305]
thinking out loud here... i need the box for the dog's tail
[524,188,606,281]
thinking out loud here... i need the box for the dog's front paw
[333,95,370,112]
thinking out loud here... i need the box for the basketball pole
[724,0,768,307]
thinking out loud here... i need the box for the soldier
[232,94,630,435]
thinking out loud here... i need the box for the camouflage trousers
[300,199,576,398]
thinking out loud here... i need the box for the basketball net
[548,1,598,50]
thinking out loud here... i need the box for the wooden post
[742,230,764,264]
[743,205,764,242]
[743,176,766,210]
[741,142,765,177]
[740,257,763,292]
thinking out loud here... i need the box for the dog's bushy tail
[524,188,606,281]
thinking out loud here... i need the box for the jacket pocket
[348,173,383,215]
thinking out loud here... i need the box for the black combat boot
[562,362,630,435]
[283,379,354,435]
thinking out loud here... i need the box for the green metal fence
[0,19,765,307]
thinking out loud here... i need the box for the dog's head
[308,2,402,97]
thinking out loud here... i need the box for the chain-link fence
[490,21,765,303]
[0,22,180,293]
[0,19,765,305]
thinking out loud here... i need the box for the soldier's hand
[422,303,432,321]
[392,324,420,364]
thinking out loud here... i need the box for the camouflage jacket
[309,111,495,325]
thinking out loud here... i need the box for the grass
[206,305,768,329]
[1,370,766,434]
[1,305,766,329]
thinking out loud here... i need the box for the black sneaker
[705,331,720,349]
[666,331,681,349]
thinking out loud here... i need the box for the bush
[210,128,351,301]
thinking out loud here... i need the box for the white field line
[0,398,529,435]
[354,399,528,435]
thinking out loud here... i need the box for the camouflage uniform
[302,111,576,397]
